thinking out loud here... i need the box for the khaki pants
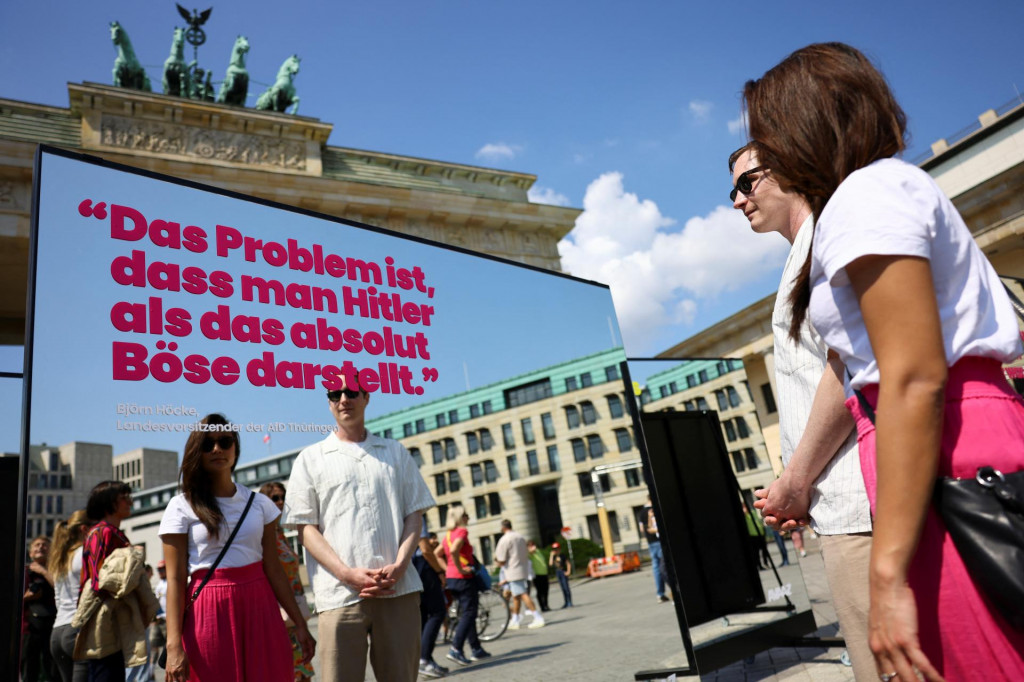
[820,532,874,681]
[317,592,420,682]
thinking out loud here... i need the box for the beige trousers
[317,592,420,682]
[819,532,875,681]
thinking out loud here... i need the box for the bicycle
[439,586,511,643]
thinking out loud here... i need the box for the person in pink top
[435,505,491,667]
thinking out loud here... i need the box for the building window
[470,403,481,419]
[431,442,443,465]
[410,448,423,468]
[466,432,480,454]
[507,455,520,481]
[484,460,499,483]
[761,383,778,414]
[724,420,737,442]
[482,400,493,414]
[479,535,493,566]
[470,463,483,487]
[547,445,560,472]
[448,470,461,493]
[726,385,741,408]
[684,400,696,411]
[686,374,696,388]
[403,423,413,438]
[715,390,728,412]
[698,369,709,383]
[580,372,593,387]
[716,360,727,376]
[625,469,642,487]
[669,381,678,394]
[565,376,578,392]
[541,413,556,439]
[502,423,515,449]
[436,413,447,428]
[383,429,393,439]
[475,496,488,519]
[578,473,595,497]
[480,429,494,451]
[580,401,597,425]
[615,428,632,452]
[736,417,750,439]
[504,378,554,408]
[415,418,426,434]
[438,504,449,529]
[527,450,540,476]
[607,394,624,419]
[571,438,587,462]
[521,418,535,444]
[488,492,501,515]
[587,512,620,542]
[565,405,580,429]
[745,448,760,469]
[586,434,604,459]
[605,365,619,381]
[659,386,669,398]
[56,496,64,514]
[434,474,447,496]
[696,397,709,411]
[445,438,458,460]
[449,409,459,424]
[731,451,746,472]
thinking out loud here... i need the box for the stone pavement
[150,537,856,681]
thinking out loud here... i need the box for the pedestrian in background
[23,534,57,682]
[639,496,669,603]
[436,505,491,666]
[48,510,92,682]
[548,543,573,608]
[526,540,550,612]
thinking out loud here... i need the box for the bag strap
[188,490,256,607]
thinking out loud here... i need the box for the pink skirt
[183,561,293,682]
[846,357,1024,680]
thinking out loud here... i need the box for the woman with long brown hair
[159,414,314,681]
[48,509,92,682]
[743,42,1024,681]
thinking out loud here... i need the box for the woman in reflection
[159,414,314,682]
[743,42,1024,680]
[435,505,490,666]
[48,509,93,682]
[81,480,134,680]
[259,481,315,682]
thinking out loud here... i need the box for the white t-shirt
[158,484,279,574]
[53,546,83,628]
[809,157,1022,389]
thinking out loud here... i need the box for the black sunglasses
[201,435,235,452]
[327,388,362,402]
[730,166,765,202]
[270,494,285,503]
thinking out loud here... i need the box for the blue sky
[2,2,1024,453]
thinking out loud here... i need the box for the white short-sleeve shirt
[158,484,279,574]
[809,158,1022,389]
[285,433,435,611]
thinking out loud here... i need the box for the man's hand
[754,472,811,531]
[379,562,407,585]
[340,566,396,598]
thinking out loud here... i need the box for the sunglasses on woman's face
[201,435,235,452]
[270,494,285,503]
[730,165,766,202]
[327,388,362,402]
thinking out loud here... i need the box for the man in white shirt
[730,146,874,681]
[494,520,545,629]
[286,380,435,682]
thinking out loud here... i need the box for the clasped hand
[753,473,810,531]
[343,565,399,598]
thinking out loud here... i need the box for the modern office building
[112,447,179,493]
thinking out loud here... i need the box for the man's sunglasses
[327,388,362,402]
[201,435,235,452]
[730,166,765,202]
[270,494,285,503]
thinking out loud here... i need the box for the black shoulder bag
[852,386,1024,629]
[158,491,256,667]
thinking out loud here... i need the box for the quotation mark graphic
[78,199,108,220]
[421,367,439,383]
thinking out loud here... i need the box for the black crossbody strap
[188,490,256,606]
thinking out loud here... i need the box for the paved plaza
[151,536,857,681]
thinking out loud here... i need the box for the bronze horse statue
[163,27,191,98]
[110,21,151,91]
[217,35,250,106]
[255,55,301,114]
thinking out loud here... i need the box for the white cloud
[475,142,522,162]
[558,172,790,352]
[728,110,748,136]
[688,100,714,124]
[528,186,571,207]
